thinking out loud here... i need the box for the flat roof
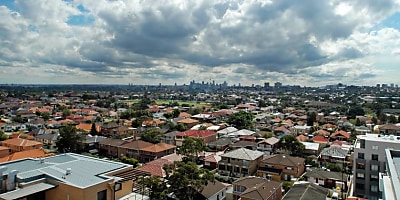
[0,182,56,200]
[0,153,131,189]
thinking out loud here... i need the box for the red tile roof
[331,130,350,139]
[0,148,54,163]
[176,130,216,138]
[140,143,176,153]
[2,138,42,147]
[313,135,329,144]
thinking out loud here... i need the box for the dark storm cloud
[0,0,399,85]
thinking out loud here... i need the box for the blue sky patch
[0,0,17,11]
[67,14,94,26]
[375,12,400,30]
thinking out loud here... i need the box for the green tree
[306,112,316,126]
[56,125,85,153]
[177,137,206,162]
[227,111,254,129]
[175,123,188,131]
[62,108,71,119]
[41,112,51,121]
[388,115,397,124]
[120,156,139,167]
[90,123,98,135]
[139,176,167,200]
[172,109,180,118]
[326,163,342,172]
[0,131,8,141]
[258,99,267,107]
[278,135,305,157]
[141,128,164,144]
[347,106,365,119]
[168,161,215,200]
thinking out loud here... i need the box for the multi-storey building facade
[218,148,263,178]
[379,149,400,200]
[353,134,400,200]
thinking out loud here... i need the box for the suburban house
[232,176,282,200]
[35,133,59,149]
[257,154,305,181]
[177,118,199,128]
[378,123,400,135]
[291,125,311,135]
[98,138,130,158]
[301,142,320,156]
[0,148,54,163]
[303,168,348,190]
[161,131,179,145]
[330,130,351,141]
[198,180,230,200]
[257,137,279,155]
[137,153,182,178]
[203,153,222,170]
[0,153,141,200]
[207,138,234,151]
[282,182,329,200]
[218,148,264,178]
[175,130,217,147]
[318,146,349,168]
[1,138,43,153]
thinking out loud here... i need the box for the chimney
[6,170,18,191]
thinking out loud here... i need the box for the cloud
[0,0,400,86]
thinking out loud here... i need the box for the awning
[0,182,57,200]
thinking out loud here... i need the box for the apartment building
[379,149,400,200]
[218,148,264,178]
[353,134,400,200]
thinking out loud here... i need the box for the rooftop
[0,153,131,189]
[221,148,264,160]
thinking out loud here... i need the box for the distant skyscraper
[274,82,282,88]
[264,82,270,88]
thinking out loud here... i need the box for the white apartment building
[353,134,400,200]
[379,149,400,200]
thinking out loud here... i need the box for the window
[360,139,365,148]
[218,165,225,171]
[371,164,379,171]
[358,153,364,159]
[97,190,107,200]
[356,173,364,179]
[371,185,378,192]
[370,174,378,181]
[371,154,379,161]
[356,183,364,190]
[372,145,378,150]
[286,167,293,170]
[357,163,365,169]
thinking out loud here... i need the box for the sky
[1,0,400,87]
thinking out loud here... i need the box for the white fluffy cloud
[0,0,400,86]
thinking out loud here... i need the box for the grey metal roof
[0,153,130,189]
[319,146,348,158]
[283,182,328,200]
[221,148,264,160]
[0,182,57,200]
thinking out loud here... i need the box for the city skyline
[1,0,400,86]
